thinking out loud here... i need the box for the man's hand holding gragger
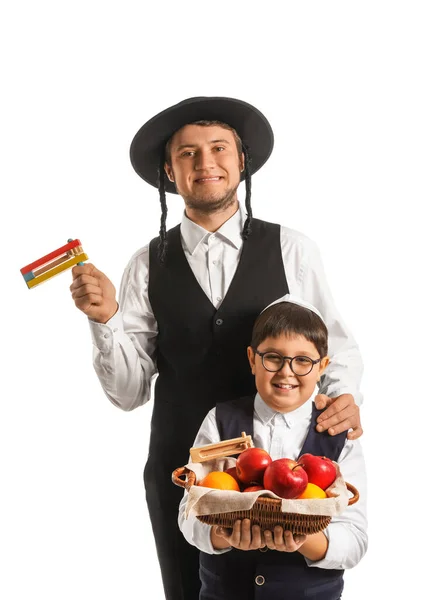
[70,263,118,324]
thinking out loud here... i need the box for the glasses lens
[262,352,284,372]
[291,356,314,375]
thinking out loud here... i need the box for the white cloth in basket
[184,457,350,519]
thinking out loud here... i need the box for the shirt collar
[180,203,246,255]
[254,392,314,428]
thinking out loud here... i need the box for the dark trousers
[145,458,201,600]
[200,548,344,600]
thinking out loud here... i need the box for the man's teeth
[275,384,296,389]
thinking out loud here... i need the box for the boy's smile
[247,334,329,413]
[273,382,300,391]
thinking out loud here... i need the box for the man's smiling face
[164,124,244,214]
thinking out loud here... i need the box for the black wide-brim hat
[130,96,274,194]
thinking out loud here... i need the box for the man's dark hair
[157,120,253,262]
[251,302,328,358]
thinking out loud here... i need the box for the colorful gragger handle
[21,238,88,289]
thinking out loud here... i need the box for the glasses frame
[254,349,322,376]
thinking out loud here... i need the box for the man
[70,97,364,600]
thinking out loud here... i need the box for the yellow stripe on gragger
[26,253,88,288]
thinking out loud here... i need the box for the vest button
[255,575,265,586]
[215,318,223,326]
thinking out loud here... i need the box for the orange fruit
[198,471,240,491]
[297,483,327,499]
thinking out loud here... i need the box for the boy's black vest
[198,396,347,600]
[146,218,289,479]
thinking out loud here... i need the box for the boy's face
[247,334,329,413]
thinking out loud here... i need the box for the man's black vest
[199,396,347,600]
[147,218,289,472]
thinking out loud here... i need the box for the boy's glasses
[254,349,321,376]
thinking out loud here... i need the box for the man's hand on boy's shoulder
[315,394,363,440]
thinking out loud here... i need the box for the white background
[2,1,441,598]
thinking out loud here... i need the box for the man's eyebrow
[174,139,232,152]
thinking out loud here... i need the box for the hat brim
[129,97,274,194]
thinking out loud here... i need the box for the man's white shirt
[89,204,363,411]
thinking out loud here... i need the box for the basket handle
[346,482,359,505]
[171,466,197,490]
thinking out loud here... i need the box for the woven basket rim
[172,465,359,509]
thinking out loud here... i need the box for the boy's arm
[178,409,232,555]
[300,439,368,570]
[294,531,328,561]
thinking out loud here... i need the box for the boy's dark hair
[251,302,328,357]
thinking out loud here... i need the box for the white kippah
[261,294,325,324]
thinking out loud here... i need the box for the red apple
[263,458,308,499]
[225,466,243,489]
[236,448,272,485]
[243,485,264,492]
[298,453,337,490]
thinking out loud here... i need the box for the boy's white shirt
[88,204,363,411]
[178,392,368,571]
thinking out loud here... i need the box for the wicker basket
[172,465,359,535]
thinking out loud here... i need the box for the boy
[178,294,367,600]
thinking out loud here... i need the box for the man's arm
[70,245,158,411]
[299,237,363,402]
[281,228,364,438]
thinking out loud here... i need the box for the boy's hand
[212,519,265,551]
[263,526,306,552]
[70,263,118,324]
[315,393,363,440]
